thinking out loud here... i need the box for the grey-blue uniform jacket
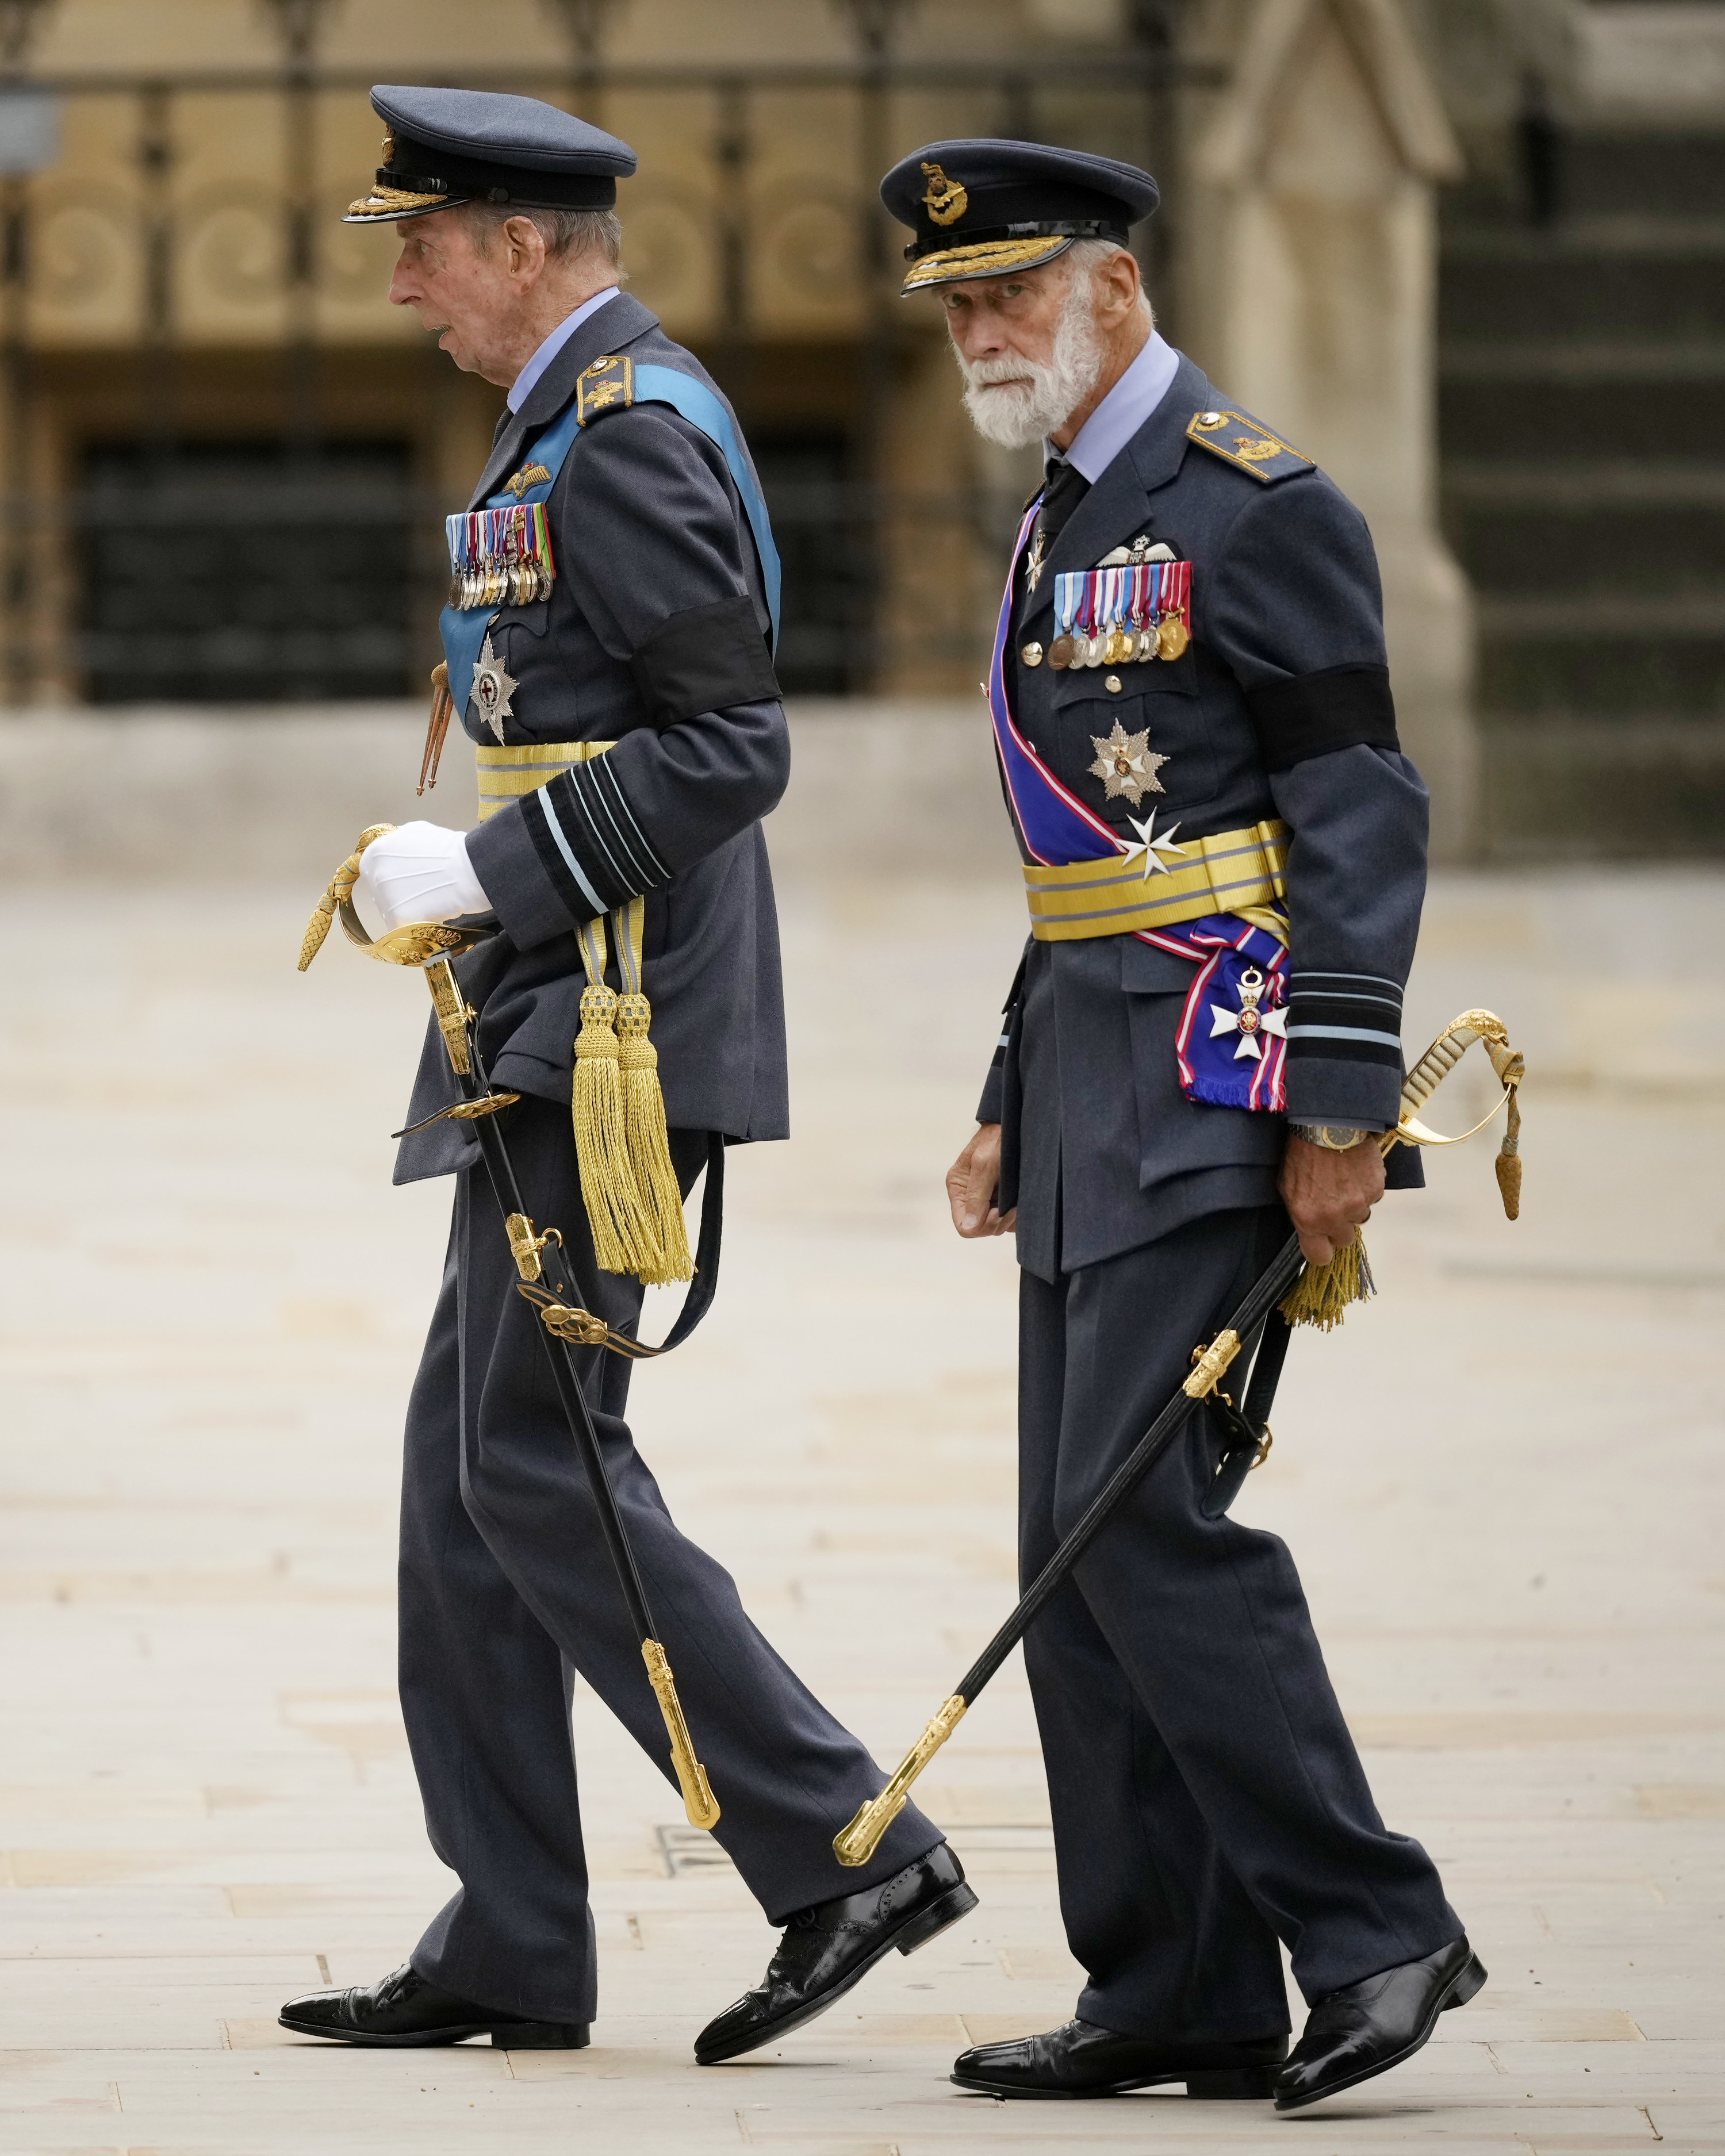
[986,351,1428,1283]
[394,293,788,1184]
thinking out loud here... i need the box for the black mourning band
[380,154,619,211]
[1244,664,1400,770]
[630,597,779,726]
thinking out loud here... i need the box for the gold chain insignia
[921,161,968,227]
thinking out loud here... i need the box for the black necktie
[1037,455,1090,550]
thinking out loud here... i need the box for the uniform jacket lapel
[466,291,662,508]
[1045,350,1212,572]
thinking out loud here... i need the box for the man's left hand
[358,821,491,933]
[1278,1131,1385,1268]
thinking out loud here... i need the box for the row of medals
[447,559,554,611]
[1036,614,1191,670]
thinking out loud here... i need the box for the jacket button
[1105,673,1123,692]
[1021,641,1044,667]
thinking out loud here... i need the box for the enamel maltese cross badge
[1210,965,1288,1062]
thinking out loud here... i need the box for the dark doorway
[752,432,870,696]
[76,439,420,704]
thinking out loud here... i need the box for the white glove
[357,822,491,933]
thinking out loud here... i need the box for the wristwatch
[1290,1123,1369,1152]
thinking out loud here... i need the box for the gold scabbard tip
[642,1639,720,1832]
[833,1695,968,1867]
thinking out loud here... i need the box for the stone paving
[1,856,1721,2155]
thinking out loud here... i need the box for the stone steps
[1439,130,1725,854]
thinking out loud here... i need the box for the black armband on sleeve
[629,596,780,726]
[1244,663,1399,772]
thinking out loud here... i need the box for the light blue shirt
[507,285,620,413]
[1053,328,1181,484]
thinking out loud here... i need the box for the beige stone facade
[0,0,1479,841]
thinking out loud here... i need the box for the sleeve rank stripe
[534,787,610,918]
[591,755,670,884]
[557,765,638,901]
[1283,1023,1405,1048]
[573,758,662,893]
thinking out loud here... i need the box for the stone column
[1184,0,1478,858]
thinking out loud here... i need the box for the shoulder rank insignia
[576,354,634,427]
[1185,409,1313,484]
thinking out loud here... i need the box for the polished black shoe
[952,2018,1287,2099]
[279,1962,591,2049]
[1274,1937,1486,2111]
[694,1843,977,2065]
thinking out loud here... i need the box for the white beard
[955,267,1105,450]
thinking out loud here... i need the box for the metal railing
[0,37,1219,703]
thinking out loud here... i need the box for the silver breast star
[470,632,518,745]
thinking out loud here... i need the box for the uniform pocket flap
[1120,938,1197,995]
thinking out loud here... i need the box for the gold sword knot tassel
[833,1694,968,1868]
[642,1639,720,1830]
[298,823,396,970]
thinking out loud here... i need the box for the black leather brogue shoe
[1274,1937,1486,2111]
[694,1843,977,2065]
[279,1963,590,2049]
[952,2018,1287,2099]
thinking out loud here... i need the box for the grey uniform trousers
[399,1096,940,2025]
[1019,1203,1460,2039]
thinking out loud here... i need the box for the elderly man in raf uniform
[880,141,1486,2112]
[277,87,976,2062]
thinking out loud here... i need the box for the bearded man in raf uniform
[277,87,976,2062]
[880,140,1487,2112]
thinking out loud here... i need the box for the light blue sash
[440,364,781,719]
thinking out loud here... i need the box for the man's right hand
[946,1123,1016,1239]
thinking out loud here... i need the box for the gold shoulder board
[576,354,634,427]
[1185,409,1313,483]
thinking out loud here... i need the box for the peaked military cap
[343,86,637,225]
[880,139,1157,293]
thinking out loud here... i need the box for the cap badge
[380,126,396,164]
[921,162,968,227]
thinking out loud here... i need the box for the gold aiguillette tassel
[572,984,661,1277]
[615,991,693,1284]
[642,1639,719,1829]
[833,1695,968,1867]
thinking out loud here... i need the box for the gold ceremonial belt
[476,738,616,823]
[1023,819,1290,942]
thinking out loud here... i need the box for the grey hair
[1063,236,1153,329]
[462,201,625,273]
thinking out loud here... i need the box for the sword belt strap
[1022,818,1289,942]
